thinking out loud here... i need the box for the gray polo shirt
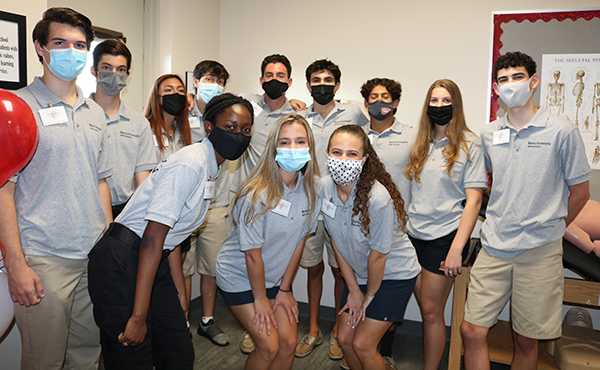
[12,77,112,259]
[366,119,416,211]
[154,124,185,162]
[407,132,487,240]
[481,107,591,257]
[188,104,229,209]
[215,173,321,292]
[299,101,369,177]
[320,176,420,284]
[92,95,157,205]
[115,139,220,250]
[230,93,295,192]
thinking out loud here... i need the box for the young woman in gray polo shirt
[322,125,420,370]
[88,94,253,370]
[404,79,487,370]
[215,114,320,370]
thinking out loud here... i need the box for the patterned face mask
[326,155,365,187]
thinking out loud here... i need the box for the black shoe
[197,319,230,346]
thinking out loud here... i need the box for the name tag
[321,199,336,218]
[153,135,169,148]
[189,116,201,128]
[307,116,314,129]
[271,199,291,217]
[204,181,216,199]
[39,106,68,126]
[251,101,263,117]
[493,129,510,145]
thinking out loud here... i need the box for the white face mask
[326,156,365,187]
[497,77,534,108]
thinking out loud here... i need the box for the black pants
[88,223,194,370]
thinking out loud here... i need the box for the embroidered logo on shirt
[120,131,140,139]
[89,123,101,132]
[388,140,408,146]
[527,141,552,148]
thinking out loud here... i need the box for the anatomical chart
[541,54,600,169]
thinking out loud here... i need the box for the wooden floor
[189,298,509,370]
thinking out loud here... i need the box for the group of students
[0,6,593,370]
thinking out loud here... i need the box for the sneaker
[328,333,344,360]
[295,330,323,357]
[240,331,255,354]
[197,319,230,346]
[340,357,350,370]
[383,356,397,370]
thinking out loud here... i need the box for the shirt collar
[29,76,88,110]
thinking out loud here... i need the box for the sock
[379,329,396,357]
[202,316,214,325]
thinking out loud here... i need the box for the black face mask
[207,126,251,160]
[368,100,394,121]
[262,79,289,100]
[427,105,453,126]
[311,84,335,105]
[161,93,187,116]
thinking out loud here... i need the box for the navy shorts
[409,230,469,275]
[222,286,283,306]
[340,278,416,322]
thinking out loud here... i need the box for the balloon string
[0,242,5,262]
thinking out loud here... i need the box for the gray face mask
[97,71,128,96]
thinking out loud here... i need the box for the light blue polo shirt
[188,103,230,209]
[154,124,185,162]
[230,93,295,192]
[215,173,321,293]
[320,177,420,284]
[13,77,112,259]
[299,101,369,177]
[481,107,591,257]
[366,119,416,212]
[116,139,221,250]
[92,95,157,205]
[407,132,487,240]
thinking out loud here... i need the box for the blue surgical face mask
[275,147,311,173]
[199,83,224,104]
[43,47,88,81]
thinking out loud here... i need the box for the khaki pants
[15,256,100,370]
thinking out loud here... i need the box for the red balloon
[0,89,38,187]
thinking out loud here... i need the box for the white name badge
[271,199,291,217]
[251,101,263,117]
[321,199,336,218]
[493,129,510,145]
[306,116,314,129]
[204,181,216,199]
[39,106,68,126]
[153,135,169,148]
[189,116,201,128]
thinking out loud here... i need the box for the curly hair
[360,78,402,115]
[493,51,537,82]
[327,125,406,236]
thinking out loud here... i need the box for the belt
[108,223,171,260]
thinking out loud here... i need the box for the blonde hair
[404,79,473,182]
[234,114,320,227]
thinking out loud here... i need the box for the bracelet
[278,287,291,293]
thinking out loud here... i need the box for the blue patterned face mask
[43,47,87,81]
[275,147,311,172]
[199,83,224,104]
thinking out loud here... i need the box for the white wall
[218,0,600,326]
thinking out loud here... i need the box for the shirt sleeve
[236,195,266,252]
[97,119,113,179]
[463,138,488,189]
[135,119,159,173]
[561,127,592,186]
[144,163,201,228]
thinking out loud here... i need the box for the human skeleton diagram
[593,82,600,141]
[546,70,565,115]
[593,146,599,165]
[573,70,585,127]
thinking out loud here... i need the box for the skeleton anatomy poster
[540,53,600,169]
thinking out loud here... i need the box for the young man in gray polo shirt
[296,59,368,361]
[90,39,157,218]
[0,7,112,369]
[185,60,232,346]
[461,51,591,370]
[230,54,297,194]
[360,77,417,367]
